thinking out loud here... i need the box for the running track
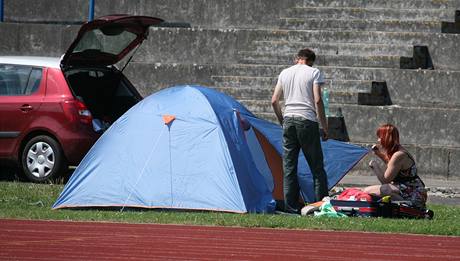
[1,219,459,260]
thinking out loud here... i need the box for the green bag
[314,201,348,218]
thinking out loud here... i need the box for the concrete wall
[351,145,459,180]
[300,0,460,9]
[244,29,460,71]
[3,0,294,28]
[125,62,215,96]
[3,0,88,23]
[136,27,250,65]
[319,67,460,108]
[1,23,458,111]
[3,0,460,71]
[0,23,78,56]
[5,0,460,26]
[333,105,459,147]
[95,0,294,29]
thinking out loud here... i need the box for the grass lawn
[1,181,459,236]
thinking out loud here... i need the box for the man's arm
[271,83,284,126]
[313,83,328,140]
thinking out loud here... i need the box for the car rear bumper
[59,128,100,165]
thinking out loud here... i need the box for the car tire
[21,135,67,182]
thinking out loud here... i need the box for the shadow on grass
[0,162,22,181]
[0,162,73,184]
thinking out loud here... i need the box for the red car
[0,15,163,182]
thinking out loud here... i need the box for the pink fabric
[337,188,373,202]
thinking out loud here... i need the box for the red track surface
[1,219,459,261]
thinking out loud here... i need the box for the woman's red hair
[376,124,400,162]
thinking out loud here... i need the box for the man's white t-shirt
[276,64,325,122]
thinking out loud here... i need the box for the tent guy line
[121,126,167,212]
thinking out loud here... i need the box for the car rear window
[0,64,43,96]
[73,28,137,56]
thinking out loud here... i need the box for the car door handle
[20,104,33,112]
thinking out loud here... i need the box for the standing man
[271,48,329,214]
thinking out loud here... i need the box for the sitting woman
[363,123,427,209]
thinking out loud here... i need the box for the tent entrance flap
[253,128,283,201]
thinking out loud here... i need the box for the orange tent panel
[253,128,283,201]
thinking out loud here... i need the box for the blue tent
[53,85,368,213]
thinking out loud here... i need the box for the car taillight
[75,100,93,124]
[63,99,93,125]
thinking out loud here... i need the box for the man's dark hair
[297,48,316,63]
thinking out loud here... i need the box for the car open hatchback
[0,15,164,182]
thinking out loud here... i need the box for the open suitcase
[329,199,434,219]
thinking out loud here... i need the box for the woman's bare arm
[382,151,405,183]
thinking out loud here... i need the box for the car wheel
[21,135,67,182]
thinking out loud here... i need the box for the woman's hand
[371,144,382,152]
[371,143,387,162]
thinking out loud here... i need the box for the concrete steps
[3,0,460,29]
[210,75,380,105]
[210,63,460,108]
[210,86,274,100]
[238,100,345,117]
[210,83,372,104]
[330,104,460,147]
[299,0,460,10]
[279,18,443,33]
[238,52,401,68]
[2,22,458,70]
[284,7,455,22]
[237,100,460,147]
[95,26,459,70]
[211,75,277,88]
[125,62,460,109]
[247,29,452,46]
[1,0,288,29]
[210,64,377,80]
[243,29,460,70]
[212,76,373,92]
[211,64,285,77]
[245,41,414,57]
